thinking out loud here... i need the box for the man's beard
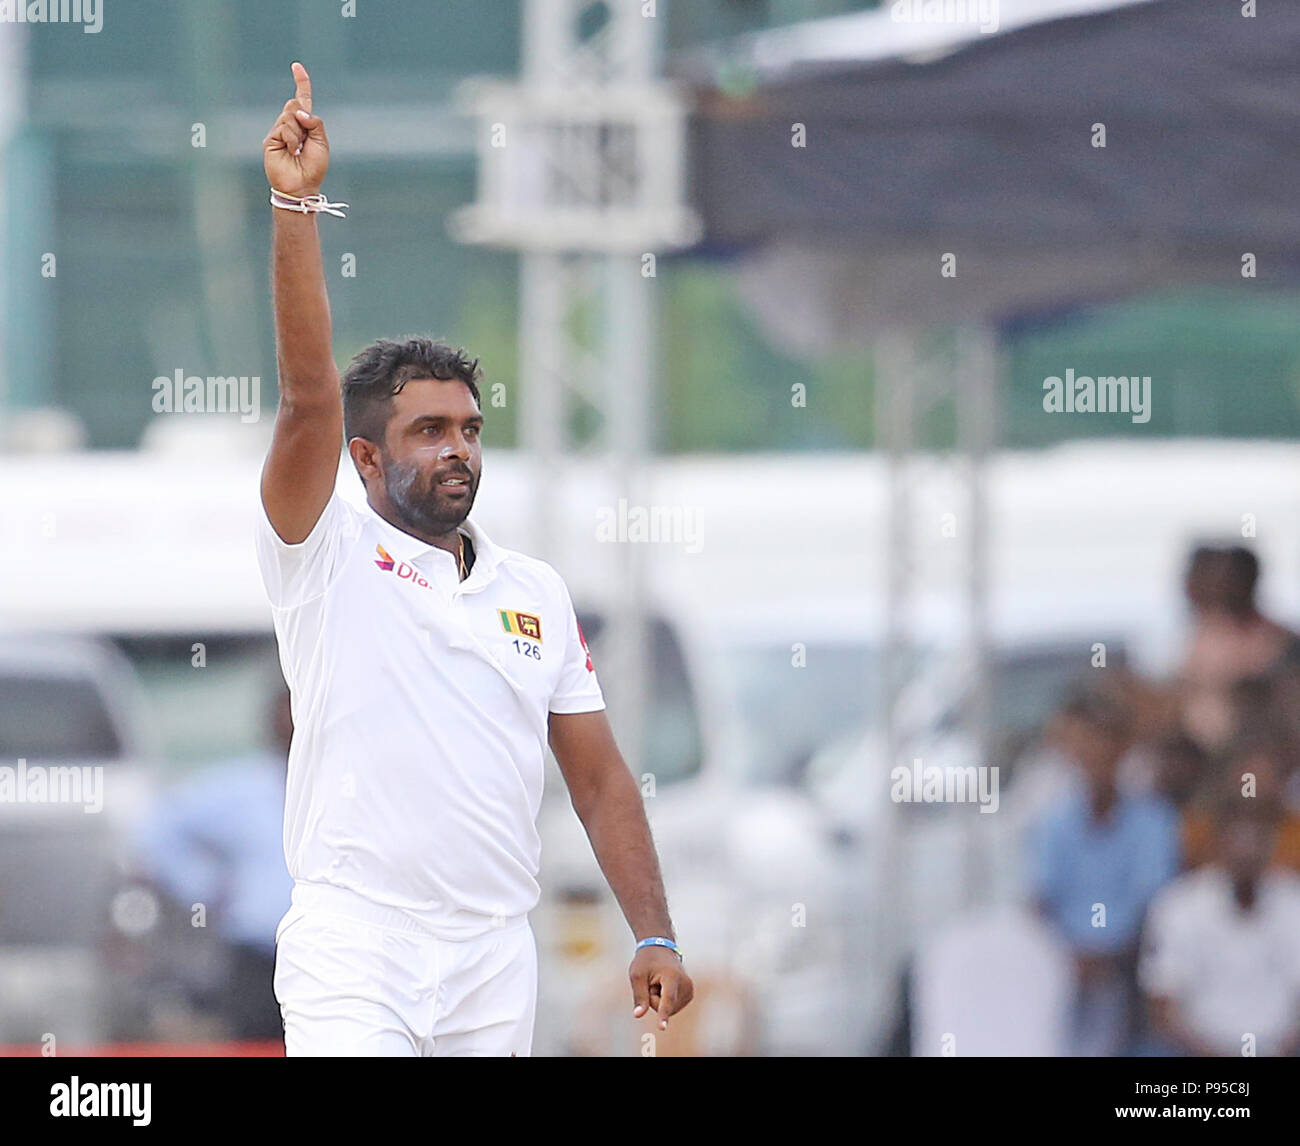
[383,453,476,537]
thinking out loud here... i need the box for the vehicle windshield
[577,614,704,786]
[799,641,1129,785]
[0,674,123,762]
[721,642,879,785]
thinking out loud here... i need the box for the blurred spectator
[1028,690,1181,1055]
[1010,668,1165,831]
[1182,729,1300,874]
[1267,665,1300,773]
[1140,786,1300,1056]
[1178,545,1300,754]
[132,680,294,1039]
[910,905,1072,1056]
[1151,732,1211,810]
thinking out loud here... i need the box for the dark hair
[341,337,482,446]
[1209,782,1284,829]
[1057,686,1133,741]
[1221,545,1260,597]
[1184,542,1260,614]
[1157,731,1208,766]
[1224,723,1295,775]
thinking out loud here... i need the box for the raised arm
[260,62,343,544]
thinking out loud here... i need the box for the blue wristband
[636,936,683,961]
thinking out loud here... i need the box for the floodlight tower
[452,0,700,772]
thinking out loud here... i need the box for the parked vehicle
[0,634,157,1044]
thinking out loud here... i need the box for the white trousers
[274,885,537,1057]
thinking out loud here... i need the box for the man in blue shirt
[133,684,295,1039]
[1029,690,1181,1055]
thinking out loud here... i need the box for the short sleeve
[548,579,605,714]
[254,492,358,609]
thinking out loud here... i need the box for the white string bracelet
[270,187,349,218]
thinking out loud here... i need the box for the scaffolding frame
[453,0,699,773]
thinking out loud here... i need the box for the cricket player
[257,63,693,1056]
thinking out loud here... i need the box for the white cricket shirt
[255,492,604,939]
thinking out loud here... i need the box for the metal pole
[956,323,997,909]
[877,329,916,775]
[0,21,26,417]
[602,253,652,775]
[873,328,917,991]
[183,0,259,375]
[517,252,566,561]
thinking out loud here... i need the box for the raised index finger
[291,61,312,113]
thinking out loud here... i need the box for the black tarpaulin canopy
[675,0,1300,346]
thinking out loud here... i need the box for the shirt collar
[361,498,501,583]
[458,517,502,583]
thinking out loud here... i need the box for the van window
[114,634,281,767]
[577,614,702,786]
[724,642,878,786]
[0,675,123,762]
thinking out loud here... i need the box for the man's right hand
[263,62,330,198]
